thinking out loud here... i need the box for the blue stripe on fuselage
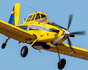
[18,26,27,30]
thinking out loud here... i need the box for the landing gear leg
[20,38,38,57]
[57,47,66,69]
[1,37,10,49]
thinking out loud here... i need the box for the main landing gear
[20,39,66,70]
[1,37,66,69]
[1,37,10,49]
[57,47,66,69]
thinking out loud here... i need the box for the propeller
[52,13,85,52]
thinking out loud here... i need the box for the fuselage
[17,11,66,50]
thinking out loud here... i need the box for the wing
[0,20,37,43]
[47,43,88,60]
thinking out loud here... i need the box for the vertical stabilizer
[8,3,20,26]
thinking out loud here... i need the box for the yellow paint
[14,3,20,26]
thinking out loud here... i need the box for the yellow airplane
[0,3,87,69]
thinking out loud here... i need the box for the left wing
[47,43,88,60]
[0,20,37,43]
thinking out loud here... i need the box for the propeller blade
[71,31,85,35]
[67,13,73,30]
[52,35,64,45]
[67,37,72,51]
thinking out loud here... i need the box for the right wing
[0,20,37,43]
[47,43,88,60]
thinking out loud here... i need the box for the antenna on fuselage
[21,3,40,11]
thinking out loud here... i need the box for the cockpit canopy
[26,11,48,22]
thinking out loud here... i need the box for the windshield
[41,14,47,20]
[27,15,32,22]
[35,13,40,20]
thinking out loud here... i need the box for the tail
[8,3,20,26]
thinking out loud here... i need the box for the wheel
[58,59,66,69]
[2,43,6,49]
[20,46,28,57]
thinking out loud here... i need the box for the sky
[0,0,88,70]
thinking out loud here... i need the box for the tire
[2,43,6,49]
[20,46,28,57]
[58,59,66,69]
